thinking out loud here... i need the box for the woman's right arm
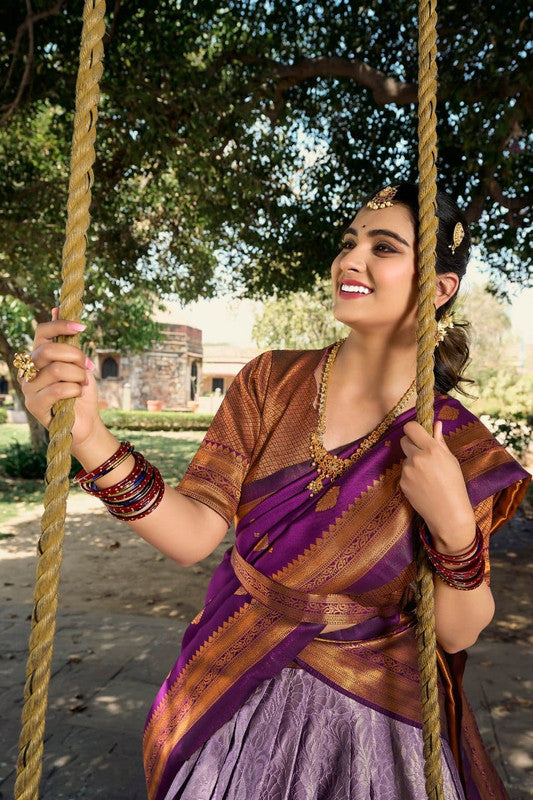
[21,317,229,566]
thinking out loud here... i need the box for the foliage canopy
[1,0,531,309]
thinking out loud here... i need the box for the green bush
[485,413,533,460]
[0,407,7,424]
[3,441,81,479]
[100,409,214,431]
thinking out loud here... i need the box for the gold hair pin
[449,222,465,255]
[366,185,399,210]
[435,311,454,345]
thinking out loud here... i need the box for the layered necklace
[307,339,417,496]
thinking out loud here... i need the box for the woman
[20,182,530,800]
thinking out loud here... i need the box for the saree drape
[143,348,530,800]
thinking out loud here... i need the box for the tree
[252,277,347,349]
[1,1,530,294]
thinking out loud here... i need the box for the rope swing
[414,0,445,796]
[15,0,443,798]
[14,1,106,798]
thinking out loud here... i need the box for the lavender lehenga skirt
[162,668,465,800]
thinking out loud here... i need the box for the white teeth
[340,284,371,294]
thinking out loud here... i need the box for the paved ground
[1,497,532,799]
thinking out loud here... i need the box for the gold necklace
[307,340,416,496]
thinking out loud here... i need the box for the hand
[20,309,103,448]
[399,420,476,553]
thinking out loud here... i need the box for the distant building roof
[202,343,261,377]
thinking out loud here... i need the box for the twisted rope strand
[14,2,106,798]
[416,0,444,798]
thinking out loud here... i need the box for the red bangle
[419,520,486,591]
[76,448,165,522]
[75,441,133,488]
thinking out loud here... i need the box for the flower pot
[146,400,164,412]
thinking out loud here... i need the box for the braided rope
[14,2,106,798]
[416,0,444,798]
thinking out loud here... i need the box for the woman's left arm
[400,420,495,653]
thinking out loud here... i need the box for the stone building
[96,313,202,411]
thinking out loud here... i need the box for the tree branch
[0,275,50,313]
[272,56,417,106]
[1,0,65,124]
[210,52,417,107]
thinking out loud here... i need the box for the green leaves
[0,0,530,317]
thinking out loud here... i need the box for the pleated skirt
[162,667,465,800]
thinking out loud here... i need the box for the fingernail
[85,357,95,371]
[67,322,86,332]
[51,307,58,321]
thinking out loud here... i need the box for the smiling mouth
[339,283,373,295]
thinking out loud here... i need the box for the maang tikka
[366,185,399,210]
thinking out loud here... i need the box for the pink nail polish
[67,322,86,332]
[85,357,95,371]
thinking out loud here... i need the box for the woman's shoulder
[242,346,329,380]
[433,393,499,444]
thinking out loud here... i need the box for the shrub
[4,441,48,478]
[3,441,81,479]
[0,407,7,424]
[100,409,214,431]
[484,413,533,460]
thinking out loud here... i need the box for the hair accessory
[419,520,485,591]
[366,185,399,210]
[435,311,455,345]
[13,352,39,382]
[448,222,465,255]
[307,340,416,496]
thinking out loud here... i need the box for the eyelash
[340,240,398,254]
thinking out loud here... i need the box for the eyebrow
[343,226,411,248]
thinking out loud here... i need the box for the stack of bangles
[74,441,165,521]
[419,520,485,590]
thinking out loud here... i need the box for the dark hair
[363,182,472,395]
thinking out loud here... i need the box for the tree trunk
[1,344,48,451]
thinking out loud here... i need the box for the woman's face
[331,203,418,336]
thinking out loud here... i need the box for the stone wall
[96,324,202,411]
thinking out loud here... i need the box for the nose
[342,244,366,272]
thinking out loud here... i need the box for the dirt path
[2,490,533,797]
[1,490,234,622]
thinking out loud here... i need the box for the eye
[374,242,398,254]
[340,238,355,250]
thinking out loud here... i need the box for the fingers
[33,318,86,352]
[32,340,90,373]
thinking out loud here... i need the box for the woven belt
[230,546,380,625]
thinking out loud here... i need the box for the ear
[435,272,459,309]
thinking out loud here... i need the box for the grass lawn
[0,424,201,527]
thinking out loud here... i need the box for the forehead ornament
[366,185,399,210]
[449,222,465,255]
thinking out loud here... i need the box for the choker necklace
[307,339,417,496]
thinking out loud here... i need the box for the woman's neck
[334,329,417,398]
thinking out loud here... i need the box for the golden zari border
[143,601,297,790]
[270,460,410,594]
[298,621,447,731]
